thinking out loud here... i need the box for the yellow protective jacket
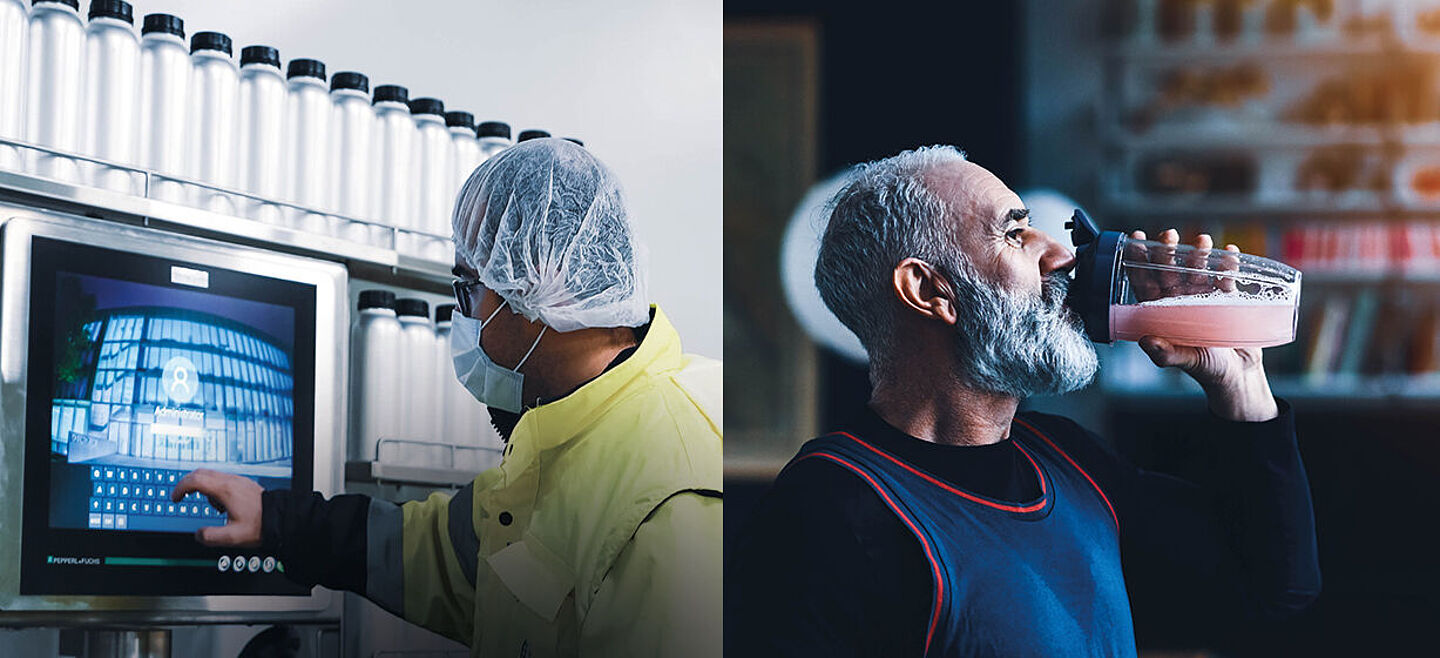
[364,306,722,657]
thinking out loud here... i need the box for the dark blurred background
[725,0,1440,655]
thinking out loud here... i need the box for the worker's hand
[1134,228,1278,422]
[172,469,264,548]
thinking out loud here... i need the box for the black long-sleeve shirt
[726,399,1320,656]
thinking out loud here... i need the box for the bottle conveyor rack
[0,136,454,292]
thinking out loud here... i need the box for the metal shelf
[0,139,454,291]
[345,438,502,488]
[1111,38,1393,63]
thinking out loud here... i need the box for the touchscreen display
[47,273,296,535]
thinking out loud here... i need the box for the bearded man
[726,146,1320,657]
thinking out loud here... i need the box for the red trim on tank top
[1011,417,1119,532]
[797,451,943,657]
[834,431,1050,514]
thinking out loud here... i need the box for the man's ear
[893,258,958,327]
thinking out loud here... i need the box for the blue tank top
[790,415,1137,657]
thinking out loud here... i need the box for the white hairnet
[451,138,649,332]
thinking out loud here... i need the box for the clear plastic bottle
[81,0,138,192]
[236,45,285,225]
[0,0,28,170]
[137,13,187,202]
[25,0,85,182]
[350,290,401,462]
[410,97,451,261]
[371,84,415,251]
[284,57,330,234]
[446,110,479,195]
[187,31,238,214]
[329,71,374,244]
[476,121,512,164]
[395,298,437,466]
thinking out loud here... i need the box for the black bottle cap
[477,121,511,139]
[331,71,369,93]
[517,129,550,142]
[240,45,280,68]
[445,111,475,130]
[286,58,326,81]
[34,0,79,10]
[190,32,232,56]
[141,13,183,38]
[396,298,430,318]
[357,290,397,311]
[563,137,584,147]
[373,84,408,105]
[436,304,457,323]
[88,0,131,22]
[409,97,444,117]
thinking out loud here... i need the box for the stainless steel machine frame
[0,207,347,625]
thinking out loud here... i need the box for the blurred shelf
[345,460,481,488]
[1101,192,1395,216]
[1112,38,1392,63]
[1104,375,1440,406]
[1112,124,1387,149]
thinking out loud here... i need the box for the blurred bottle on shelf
[187,31,239,214]
[0,0,26,171]
[371,84,417,253]
[81,0,139,193]
[476,121,512,162]
[410,97,452,261]
[330,71,374,244]
[26,0,85,183]
[284,57,331,235]
[237,45,285,226]
[138,13,188,202]
[350,290,401,463]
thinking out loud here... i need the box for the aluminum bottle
[284,57,330,234]
[138,13,187,202]
[516,128,550,142]
[0,0,28,170]
[82,0,139,192]
[476,121,512,162]
[371,84,416,248]
[446,110,479,194]
[396,298,438,466]
[411,97,452,260]
[187,31,238,214]
[351,290,401,462]
[236,45,285,224]
[25,0,85,182]
[329,71,373,243]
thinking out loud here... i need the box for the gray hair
[814,145,970,381]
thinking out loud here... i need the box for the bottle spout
[1067,208,1100,248]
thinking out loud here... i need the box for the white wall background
[139,0,723,357]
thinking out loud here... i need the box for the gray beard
[948,268,1098,398]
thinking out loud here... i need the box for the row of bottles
[350,290,500,471]
[0,0,572,261]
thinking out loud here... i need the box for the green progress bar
[102,557,216,568]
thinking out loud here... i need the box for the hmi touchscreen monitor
[20,236,316,596]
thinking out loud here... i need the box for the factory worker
[175,138,723,657]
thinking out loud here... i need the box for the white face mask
[451,300,547,414]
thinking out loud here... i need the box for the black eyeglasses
[452,278,483,318]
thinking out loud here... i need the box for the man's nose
[1038,232,1076,276]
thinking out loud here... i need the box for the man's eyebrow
[995,207,1029,230]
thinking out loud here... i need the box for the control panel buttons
[218,555,231,571]
[262,556,275,573]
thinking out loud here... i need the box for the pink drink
[1111,295,1297,347]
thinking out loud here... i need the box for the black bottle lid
[445,111,475,131]
[141,13,183,38]
[331,71,369,93]
[240,45,280,68]
[563,137,584,147]
[409,97,444,117]
[396,298,430,318]
[373,84,409,105]
[190,31,232,56]
[477,121,511,140]
[517,129,550,142]
[34,0,79,10]
[436,304,457,323]
[286,58,326,81]
[88,0,132,22]
[357,290,397,311]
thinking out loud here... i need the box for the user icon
[161,356,199,405]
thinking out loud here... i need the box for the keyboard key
[103,500,114,512]
[143,471,153,483]
[88,513,102,529]
[93,483,104,496]
[90,498,100,512]
[141,502,152,514]
[106,484,117,496]
[129,502,140,513]
[104,469,114,480]
[101,514,114,529]
[91,467,102,479]
[145,487,155,498]
[117,470,126,482]
[129,469,140,482]
[120,486,129,497]
[115,514,127,530]
[167,503,176,514]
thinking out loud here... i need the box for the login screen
[46,272,296,534]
